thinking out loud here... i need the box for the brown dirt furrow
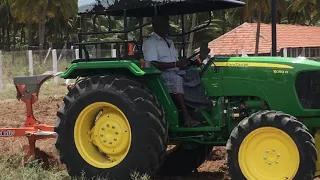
[1,97,318,180]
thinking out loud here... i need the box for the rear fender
[60,61,161,79]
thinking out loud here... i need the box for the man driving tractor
[142,15,201,127]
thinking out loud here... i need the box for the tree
[11,0,77,50]
[243,0,270,56]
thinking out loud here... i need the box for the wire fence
[0,47,320,92]
[0,48,118,90]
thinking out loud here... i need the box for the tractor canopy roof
[78,0,246,17]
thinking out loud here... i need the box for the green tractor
[53,0,320,179]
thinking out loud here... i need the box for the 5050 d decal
[273,70,289,74]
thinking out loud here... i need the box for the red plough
[0,72,62,162]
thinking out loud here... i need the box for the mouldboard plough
[0,72,61,162]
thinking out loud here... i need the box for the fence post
[97,44,101,58]
[0,51,3,90]
[71,46,74,60]
[52,49,58,84]
[283,48,287,57]
[28,50,33,76]
[75,49,80,59]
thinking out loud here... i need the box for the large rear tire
[54,75,168,180]
[156,144,212,176]
[227,110,317,180]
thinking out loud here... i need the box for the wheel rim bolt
[268,162,272,165]
[277,154,280,157]
[102,128,105,130]
[275,161,278,164]
[264,156,267,160]
[109,142,112,144]
[112,126,115,129]
[273,148,276,152]
[266,150,269,153]
[114,138,117,141]
[100,134,104,137]
[115,132,118,135]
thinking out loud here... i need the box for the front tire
[54,75,168,180]
[227,110,317,180]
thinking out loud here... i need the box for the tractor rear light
[128,42,134,56]
[197,57,201,63]
[67,84,73,91]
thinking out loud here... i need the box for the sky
[78,0,97,7]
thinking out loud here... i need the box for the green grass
[0,153,152,180]
[1,51,71,84]
[0,154,69,180]
[0,51,71,100]
[0,81,69,100]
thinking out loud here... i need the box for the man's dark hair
[152,14,169,28]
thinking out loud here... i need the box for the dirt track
[2,96,319,180]
[0,96,229,179]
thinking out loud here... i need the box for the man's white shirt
[142,32,179,71]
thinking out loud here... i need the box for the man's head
[152,14,170,36]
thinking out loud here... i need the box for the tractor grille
[295,70,320,109]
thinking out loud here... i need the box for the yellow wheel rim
[74,102,132,168]
[238,127,300,180]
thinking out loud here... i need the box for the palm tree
[11,0,77,51]
[290,0,320,25]
[243,0,270,56]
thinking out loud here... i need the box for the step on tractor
[5,0,320,179]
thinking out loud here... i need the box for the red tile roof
[208,22,320,55]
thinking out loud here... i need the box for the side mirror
[199,42,210,60]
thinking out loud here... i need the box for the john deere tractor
[54,0,320,179]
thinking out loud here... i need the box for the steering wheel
[183,43,218,77]
[185,42,211,67]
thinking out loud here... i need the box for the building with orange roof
[207,22,320,58]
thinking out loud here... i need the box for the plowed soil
[0,96,318,180]
[0,96,229,179]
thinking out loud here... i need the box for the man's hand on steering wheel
[190,58,203,67]
[176,59,191,69]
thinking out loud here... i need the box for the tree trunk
[221,9,227,34]
[13,24,17,51]
[6,0,11,51]
[182,15,189,58]
[20,27,24,47]
[0,26,2,45]
[27,16,33,47]
[6,21,11,51]
[6,13,11,51]
[187,13,197,57]
[12,23,18,64]
[2,24,5,47]
[255,6,262,56]
[287,13,291,24]
[38,1,47,61]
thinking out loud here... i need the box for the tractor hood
[205,56,320,117]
